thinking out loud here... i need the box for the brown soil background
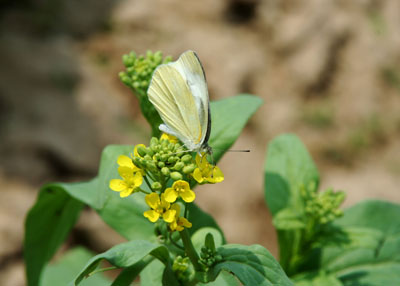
[1,0,400,285]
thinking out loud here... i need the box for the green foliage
[209,244,294,286]
[41,248,111,286]
[264,133,400,285]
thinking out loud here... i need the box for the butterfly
[148,50,212,156]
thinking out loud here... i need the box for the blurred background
[1,0,400,285]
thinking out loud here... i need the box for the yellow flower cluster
[109,133,224,232]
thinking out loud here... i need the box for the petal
[145,193,160,209]
[169,220,178,231]
[180,217,192,228]
[170,203,181,215]
[192,168,204,183]
[109,179,127,191]
[180,189,195,203]
[174,180,189,191]
[144,210,160,222]
[163,209,176,223]
[117,155,134,168]
[118,166,134,180]
[132,172,143,187]
[164,188,178,203]
[212,167,224,183]
[120,187,134,198]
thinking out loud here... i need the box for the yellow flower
[164,180,195,203]
[169,204,192,232]
[109,155,143,197]
[143,193,176,223]
[192,153,224,184]
[160,133,178,144]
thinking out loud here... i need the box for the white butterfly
[148,50,212,155]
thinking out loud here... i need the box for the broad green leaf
[210,244,294,286]
[74,240,168,285]
[294,272,343,286]
[210,95,262,162]
[198,271,240,286]
[273,208,306,230]
[191,227,224,253]
[24,187,83,286]
[264,134,319,216]
[141,260,164,286]
[298,200,400,286]
[40,248,110,286]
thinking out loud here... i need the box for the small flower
[169,204,192,232]
[164,180,195,203]
[160,133,179,144]
[109,155,143,197]
[144,193,176,223]
[192,153,224,184]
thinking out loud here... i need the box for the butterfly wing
[148,51,210,150]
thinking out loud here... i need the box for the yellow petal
[212,166,224,183]
[118,166,134,180]
[132,172,143,187]
[180,217,192,228]
[120,187,134,198]
[145,193,160,209]
[169,220,178,231]
[144,210,160,222]
[109,179,127,191]
[173,180,189,191]
[164,188,178,203]
[192,168,204,183]
[180,189,195,203]
[160,133,178,143]
[117,155,134,168]
[163,209,176,223]
[170,203,181,215]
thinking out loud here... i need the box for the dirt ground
[1,0,400,285]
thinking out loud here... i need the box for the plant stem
[180,229,202,272]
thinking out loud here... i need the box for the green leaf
[74,240,169,285]
[210,244,294,286]
[40,248,110,286]
[210,94,262,162]
[273,208,306,230]
[294,272,343,286]
[191,227,224,253]
[198,271,240,286]
[298,200,400,286]
[24,187,84,286]
[141,260,164,286]
[264,134,319,216]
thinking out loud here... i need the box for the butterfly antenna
[213,148,250,153]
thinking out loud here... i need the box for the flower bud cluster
[119,50,172,97]
[132,137,197,184]
[172,256,191,281]
[199,246,222,269]
[301,184,345,225]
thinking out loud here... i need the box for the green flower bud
[150,137,159,147]
[152,182,162,191]
[170,172,183,181]
[161,154,169,162]
[158,161,165,168]
[168,156,177,164]
[136,145,147,157]
[146,161,157,172]
[173,162,184,171]
[183,164,196,174]
[161,167,170,176]
[181,154,192,164]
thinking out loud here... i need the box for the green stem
[143,175,154,192]
[180,229,202,272]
